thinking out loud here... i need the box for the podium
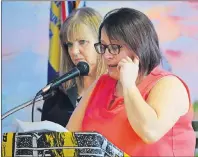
[2,131,130,157]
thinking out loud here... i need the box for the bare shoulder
[150,75,189,96]
[147,75,189,116]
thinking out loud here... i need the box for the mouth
[108,64,118,68]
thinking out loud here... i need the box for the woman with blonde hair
[41,7,106,127]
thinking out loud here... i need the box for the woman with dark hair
[67,8,195,156]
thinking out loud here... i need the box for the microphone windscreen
[77,61,89,76]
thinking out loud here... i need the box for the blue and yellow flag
[68,0,81,14]
[48,1,62,83]
[47,1,83,83]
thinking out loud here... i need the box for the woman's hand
[117,56,139,88]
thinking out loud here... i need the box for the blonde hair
[59,7,106,90]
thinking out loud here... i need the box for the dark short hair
[98,8,162,75]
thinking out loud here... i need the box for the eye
[111,44,119,51]
[79,40,88,45]
[66,42,73,48]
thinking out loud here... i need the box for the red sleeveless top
[81,67,195,156]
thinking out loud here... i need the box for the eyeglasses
[94,42,122,55]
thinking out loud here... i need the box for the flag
[67,0,81,14]
[83,1,86,7]
[47,1,66,83]
[61,1,66,22]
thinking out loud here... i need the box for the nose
[103,48,113,60]
[69,43,80,56]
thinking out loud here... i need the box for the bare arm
[66,79,98,131]
[123,76,189,143]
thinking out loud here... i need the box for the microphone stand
[1,90,57,120]
[1,95,43,120]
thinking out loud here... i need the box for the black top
[41,86,78,127]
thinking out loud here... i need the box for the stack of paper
[15,119,69,133]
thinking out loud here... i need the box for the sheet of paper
[15,119,69,133]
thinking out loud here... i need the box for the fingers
[133,57,139,66]
[120,58,128,63]
[119,57,131,64]
[122,56,139,65]
[117,61,124,71]
[117,56,139,71]
[125,56,133,62]
[117,58,128,71]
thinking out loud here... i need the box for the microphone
[38,61,89,96]
[31,61,89,122]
